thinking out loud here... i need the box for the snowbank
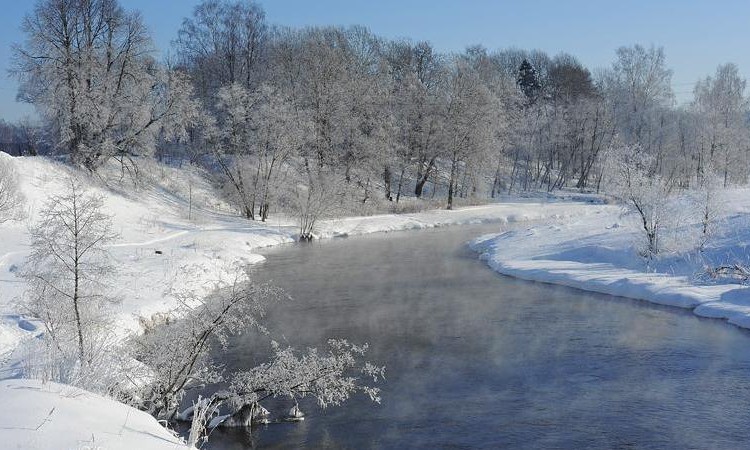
[470,191,750,329]
[0,379,186,449]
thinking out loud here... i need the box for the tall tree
[175,0,267,100]
[517,59,542,103]
[693,63,749,186]
[604,45,673,149]
[12,0,199,170]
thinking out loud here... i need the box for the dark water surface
[206,224,750,449]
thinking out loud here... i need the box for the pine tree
[517,59,542,102]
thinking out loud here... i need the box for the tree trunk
[415,156,436,198]
[383,166,392,201]
[395,166,406,203]
[447,153,458,210]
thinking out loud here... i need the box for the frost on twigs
[129,268,384,445]
[225,339,385,410]
[18,178,119,391]
[0,156,25,223]
[705,264,750,283]
[180,338,384,442]
[604,142,673,258]
[129,275,284,421]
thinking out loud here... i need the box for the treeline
[9,0,750,236]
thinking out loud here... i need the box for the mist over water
[207,224,750,449]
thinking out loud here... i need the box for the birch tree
[605,143,671,257]
[0,157,25,223]
[21,179,118,382]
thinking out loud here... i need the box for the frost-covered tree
[212,83,307,221]
[605,143,672,257]
[21,179,118,381]
[443,60,496,209]
[130,271,282,420]
[288,168,341,240]
[385,40,447,199]
[602,45,673,150]
[12,0,200,170]
[129,269,383,442]
[175,0,267,100]
[212,83,257,219]
[692,63,749,186]
[246,85,309,222]
[0,156,25,223]
[693,163,724,250]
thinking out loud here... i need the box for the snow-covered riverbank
[0,154,609,449]
[471,189,750,329]
[0,153,605,367]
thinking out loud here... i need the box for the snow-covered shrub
[129,270,383,444]
[604,143,673,258]
[283,170,343,241]
[693,167,726,250]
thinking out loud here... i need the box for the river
[205,223,750,449]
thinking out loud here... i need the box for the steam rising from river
[208,224,750,449]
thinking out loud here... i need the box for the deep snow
[0,153,606,363]
[0,379,185,449]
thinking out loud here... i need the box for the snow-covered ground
[471,189,750,329]
[0,379,186,449]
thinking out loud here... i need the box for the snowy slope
[0,153,604,365]
[0,379,186,450]
[0,153,296,361]
[471,190,750,329]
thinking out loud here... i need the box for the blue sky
[1,0,749,121]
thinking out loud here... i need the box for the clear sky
[1,0,749,122]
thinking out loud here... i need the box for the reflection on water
[207,224,750,449]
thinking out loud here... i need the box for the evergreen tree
[517,59,542,102]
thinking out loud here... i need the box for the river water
[206,223,750,449]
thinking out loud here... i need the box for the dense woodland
[6,0,749,239]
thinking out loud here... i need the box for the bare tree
[442,59,496,209]
[21,179,118,379]
[605,143,671,257]
[607,45,674,148]
[129,269,383,444]
[175,0,267,99]
[212,83,309,221]
[692,63,749,187]
[12,0,200,170]
[0,156,25,223]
